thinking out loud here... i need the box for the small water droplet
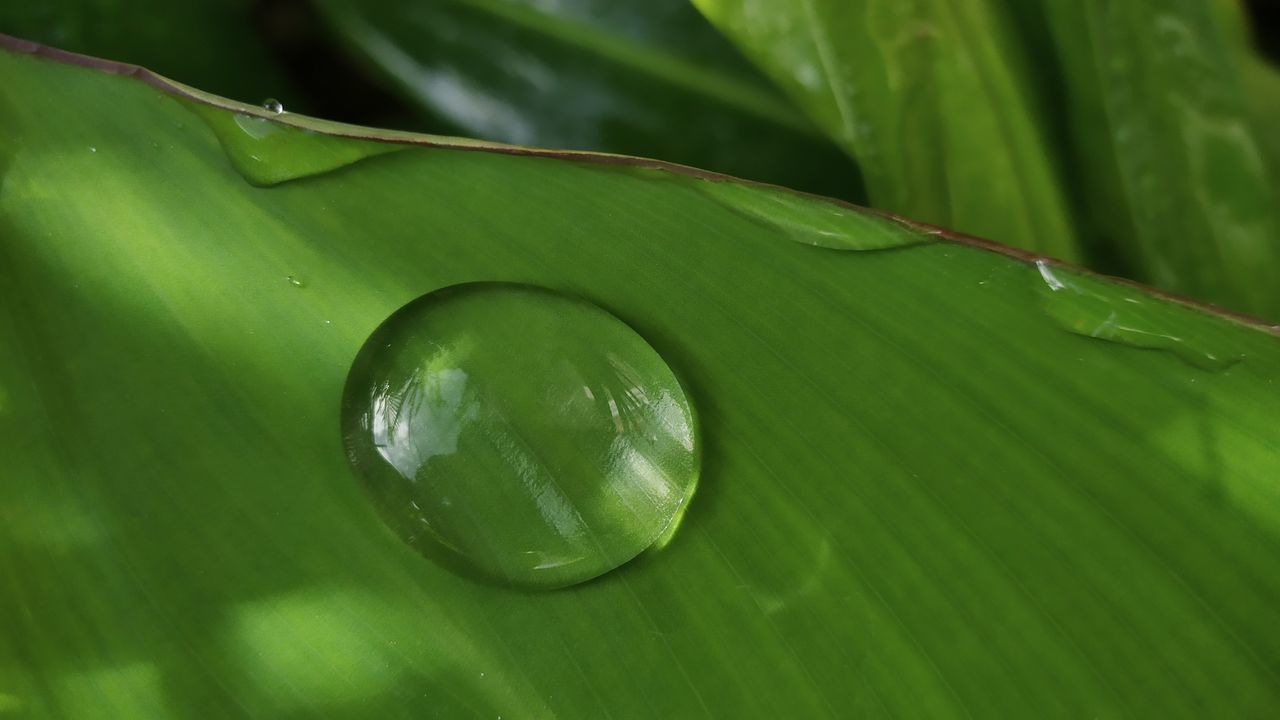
[696,180,933,250]
[262,98,284,114]
[181,99,404,186]
[342,283,700,588]
[88,147,97,153]
[1034,261,1242,370]
[286,275,306,288]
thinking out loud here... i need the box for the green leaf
[0,0,295,108]
[1211,0,1280,211]
[310,0,864,198]
[5,39,1280,718]
[689,0,1080,262]
[1243,59,1280,209]
[1010,0,1280,319]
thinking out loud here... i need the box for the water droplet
[286,275,306,288]
[262,98,284,114]
[1034,261,1242,370]
[696,180,934,250]
[182,100,404,186]
[88,147,97,153]
[342,283,700,588]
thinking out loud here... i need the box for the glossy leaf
[5,40,1280,718]
[310,0,864,198]
[689,0,1080,261]
[1009,0,1280,319]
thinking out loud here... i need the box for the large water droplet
[342,283,700,589]
[262,98,284,114]
[1034,260,1242,370]
[182,100,404,186]
[697,179,935,250]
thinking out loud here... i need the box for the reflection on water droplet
[262,98,284,114]
[697,180,934,250]
[342,283,700,588]
[1034,261,1241,370]
[286,275,306,288]
[89,147,97,153]
[181,100,404,186]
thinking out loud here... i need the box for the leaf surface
[3,39,1280,719]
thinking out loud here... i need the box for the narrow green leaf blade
[1212,0,1280,211]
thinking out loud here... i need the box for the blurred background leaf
[307,0,864,198]
[1006,0,1280,319]
[688,0,1082,262]
[1214,0,1280,208]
